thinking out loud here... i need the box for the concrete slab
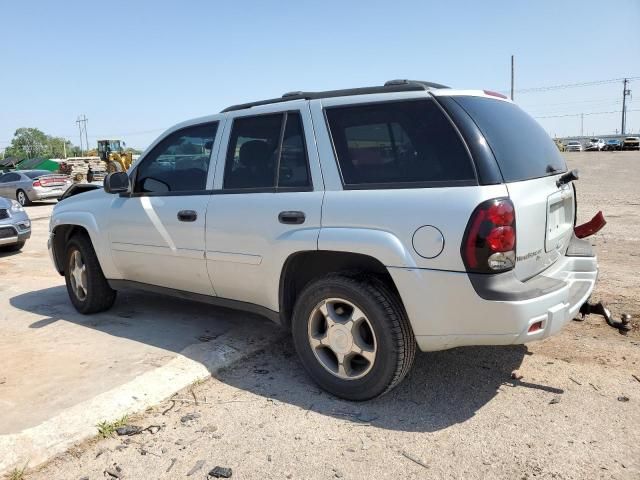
[0,211,283,472]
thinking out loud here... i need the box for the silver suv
[48,80,598,400]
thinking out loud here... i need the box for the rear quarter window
[325,99,476,188]
[452,96,567,182]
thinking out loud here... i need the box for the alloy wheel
[307,298,377,380]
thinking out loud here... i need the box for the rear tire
[16,189,31,206]
[291,273,415,401]
[64,234,116,314]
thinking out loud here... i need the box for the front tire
[107,160,123,173]
[291,273,415,401]
[64,234,116,314]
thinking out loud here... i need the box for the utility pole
[621,78,631,135]
[76,115,88,156]
[63,140,67,159]
[510,55,515,101]
[580,113,584,137]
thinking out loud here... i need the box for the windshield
[608,140,618,143]
[25,170,52,179]
[452,96,567,182]
[568,142,580,145]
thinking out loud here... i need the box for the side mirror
[104,172,130,194]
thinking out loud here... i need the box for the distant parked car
[603,139,622,151]
[565,141,583,152]
[0,196,31,252]
[0,170,73,206]
[585,138,605,151]
[622,136,640,151]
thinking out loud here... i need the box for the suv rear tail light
[33,180,41,187]
[461,198,516,273]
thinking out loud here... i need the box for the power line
[507,76,640,94]
[534,108,640,119]
[50,128,166,139]
[522,97,622,110]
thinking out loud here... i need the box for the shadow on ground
[10,286,563,433]
[212,336,554,432]
[0,248,22,258]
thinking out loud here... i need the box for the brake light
[462,198,516,273]
[33,180,41,187]
[483,90,509,99]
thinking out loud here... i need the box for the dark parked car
[603,139,622,151]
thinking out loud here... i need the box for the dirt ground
[11,151,640,479]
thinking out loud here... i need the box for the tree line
[2,127,140,161]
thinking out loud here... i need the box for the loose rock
[181,412,201,423]
[617,396,630,402]
[116,425,143,436]
[187,459,205,476]
[209,466,233,478]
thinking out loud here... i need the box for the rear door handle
[278,211,305,225]
[177,210,197,222]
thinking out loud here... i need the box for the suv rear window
[325,99,476,188]
[452,96,567,182]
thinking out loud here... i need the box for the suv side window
[134,122,218,193]
[223,112,311,190]
[325,99,476,188]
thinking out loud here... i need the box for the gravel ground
[20,151,640,480]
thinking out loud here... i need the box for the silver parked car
[0,170,73,206]
[565,141,583,152]
[0,196,31,251]
[48,81,599,400]
[585,138,605,151]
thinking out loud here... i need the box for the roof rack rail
[221,80,449,113]
[384,79,450,89]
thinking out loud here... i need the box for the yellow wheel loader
[97,139,134,173]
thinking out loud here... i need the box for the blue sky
[1,0,639,151]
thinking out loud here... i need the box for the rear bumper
[27,186,69,201]
[389,236,597,352]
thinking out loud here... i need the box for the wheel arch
[50,212,116,277]
[278,250,402,329]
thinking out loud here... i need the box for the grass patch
[96,415,129,438]
[7,461,28,480]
